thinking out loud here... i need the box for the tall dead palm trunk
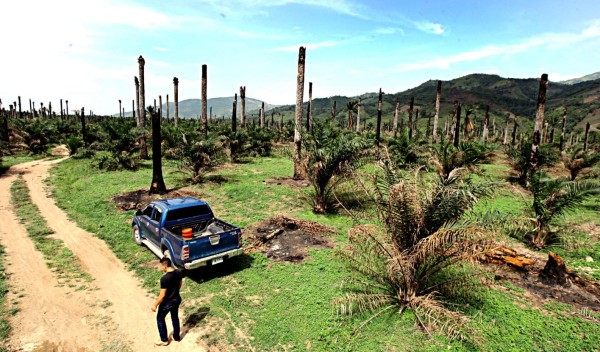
[503,115,509,145]
[201,64,208,138]
[134,77,140,124]
[119,100,122,118]
[173,77,179,126]
[453,102,461,147]
[232,93,237,132]
[433,80,441,143]
[331,100,337,122]
[80,107,87,146]
[2,108,8,142]
[260,101,265,128]
[65,101,69,120]
[482,105,490,143]
[559,106,567,151]
[138,56,148,159]
[584,122,591,151]
[166,94,169,122]
[149,107,167,194]
[293,46,306,179]
[29,99,33,118]
[18,96,22,119]
[511,117,519,145]
[307,82,313,132]
[531,73,548,170]
[376,88,383,158]
[132,100,135,120]
[408,97,414,140]
[240,86,246,128]
[356,97,361,134]
[414,109,420,136]
[393,97,399,137]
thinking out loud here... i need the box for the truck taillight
[182,245,189,261]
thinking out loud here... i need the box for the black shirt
[160,269,185,303]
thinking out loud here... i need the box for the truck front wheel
[132,224,143,246]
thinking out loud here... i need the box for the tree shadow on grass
[185,254,254,284]
[177,306,210,341]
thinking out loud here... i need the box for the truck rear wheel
[132,225,143,245]
[163,249,182,270]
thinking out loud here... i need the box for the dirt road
[0,157,207,351]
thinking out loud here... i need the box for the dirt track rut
[0,158,207,351]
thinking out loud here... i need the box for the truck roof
[152,197,208,211]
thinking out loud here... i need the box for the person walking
[151,257,185,346]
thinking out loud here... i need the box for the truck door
[138,205,154,242]
[146,207,163,244]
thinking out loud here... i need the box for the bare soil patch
[112,188,201,211]
[246,216,335,262]
[50,144,70,156]
[264,177,310,188]
[485,244,600,312]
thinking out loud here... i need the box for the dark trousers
[156,297,181,342]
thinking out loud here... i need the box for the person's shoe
[154,340,170,346]
[173,336,181,342]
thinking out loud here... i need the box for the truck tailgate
[186,230,240,260]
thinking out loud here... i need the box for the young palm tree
[563,148,600,181]
[430,141,491,180]
[336,161,492,341]
[528,172,599,248]
[303,120,367,213]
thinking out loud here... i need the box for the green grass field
[46,154,600,351]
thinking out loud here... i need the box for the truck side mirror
[135,209,142,216]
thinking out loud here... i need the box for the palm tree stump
[540,252,572,286]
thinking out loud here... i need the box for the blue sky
[2,0,600,115]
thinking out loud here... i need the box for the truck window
[142,205,153,217]
[165,205,213,221]
[151,208,162,222]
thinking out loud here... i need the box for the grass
[47,153,600,351]
[0,246,11,352]
[10,176,92,289]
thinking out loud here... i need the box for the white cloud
[397,21,600,72]
[153,47,168,52]
[206,0,366,19]
[414,21,445,35]
[373,27,404,35]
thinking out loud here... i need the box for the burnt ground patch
[246,216,336,263]
[484,245,600,312]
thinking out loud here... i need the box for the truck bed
[166,218,236,239]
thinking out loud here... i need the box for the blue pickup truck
[132,197,243,270]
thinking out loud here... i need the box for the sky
[1,0,600,115]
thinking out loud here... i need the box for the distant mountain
[120,73,600,133]
[122,97,277,119]
[269,73,600,132]
[560,72,600,85]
